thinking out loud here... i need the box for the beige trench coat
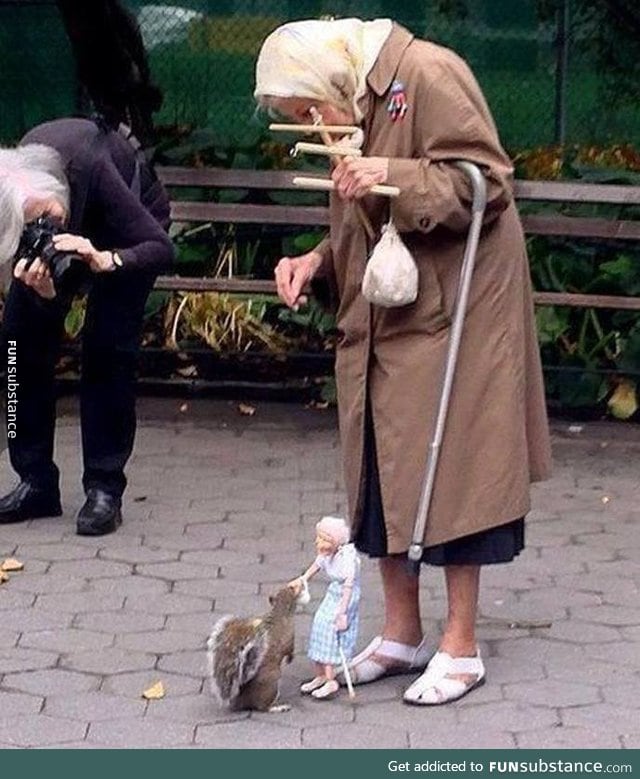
[315,24,552,552]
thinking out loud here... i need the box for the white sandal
[340,636,431,686]
[311,679,340,700]
[403,650,485,705]
[300,676,327,695]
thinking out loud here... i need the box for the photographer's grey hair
[0,144,70,265]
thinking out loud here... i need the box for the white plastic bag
[362,221,418,307]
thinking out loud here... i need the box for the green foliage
[278,299,336,341]
[531,232,640,410]
[144,291,170,320]
[64,297,86,340]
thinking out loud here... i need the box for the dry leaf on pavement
[238,403,256,416]
[1,558,24,572]
[608,379,638,420]
[142,681,166,700]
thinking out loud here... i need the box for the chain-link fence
[1,0,639,152]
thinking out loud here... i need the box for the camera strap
[115,121,143,200]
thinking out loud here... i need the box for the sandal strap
[406,675,469,704]
[426,650,484,678]
[351,635,430,666]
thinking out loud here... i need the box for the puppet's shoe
[403,649,485,705]
[341,636,431,685]
[311,679,339,700]
[300,676,328,695]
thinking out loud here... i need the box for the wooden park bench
[155,166,640,312]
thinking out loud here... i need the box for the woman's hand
[274,250,323,309]
[332,156,389,200]
[13,258,56,299]
[334,612,348,632]
[52,233,115,273]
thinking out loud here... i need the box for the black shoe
[0,481,62,524]
[76,489,122,536]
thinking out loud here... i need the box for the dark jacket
[21,118,174,274]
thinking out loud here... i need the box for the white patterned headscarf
[255,18,393,122]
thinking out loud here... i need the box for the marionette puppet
[289,516,360,700]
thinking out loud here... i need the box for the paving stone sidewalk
[0,397,638,750]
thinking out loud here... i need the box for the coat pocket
[417,257,451,334]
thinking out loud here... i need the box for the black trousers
[3,270,156,497]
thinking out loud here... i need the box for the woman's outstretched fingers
[275,256,295,307]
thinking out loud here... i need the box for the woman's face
[23,196,66,224]
[315,531,338,557]
[269,97,355,127]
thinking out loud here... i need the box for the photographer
[0,117,174,535]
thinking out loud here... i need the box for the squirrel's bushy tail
[207,615,269,706]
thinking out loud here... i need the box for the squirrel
[206,584,300,712]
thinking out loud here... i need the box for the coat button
[419,217,430,229]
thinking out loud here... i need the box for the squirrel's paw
[268,703,291,713]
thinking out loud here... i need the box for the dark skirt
[354,406,525,566]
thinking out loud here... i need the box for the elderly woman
[0,118,173,535]
[255,18,551,705]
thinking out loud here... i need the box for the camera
[15,215,86,292]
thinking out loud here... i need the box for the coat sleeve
[91,156,175,273]
[385,57,514,234]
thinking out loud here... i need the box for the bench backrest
[156,166,640,311]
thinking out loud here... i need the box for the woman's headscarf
[255,18,393,122]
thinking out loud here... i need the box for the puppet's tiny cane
[408,161,487,567]
[337,635,356,700]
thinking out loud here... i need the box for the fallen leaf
[142,681,165,700]
[306,400,330,410]
[238,403,256,417]
[176,364,198,378]
[602,496,610,505]
[179,403,189,413]
[608,379,638,420]
[1,558,24,572]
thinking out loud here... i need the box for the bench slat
[159,166,303,190]
[170,201,330,226]
[533,292,640,310]
[521,215,640,240]
[171,202,638,238]
[515,180,640,204]
[153,277,640,312]
[155,277,278,294]
[159,167,640,205]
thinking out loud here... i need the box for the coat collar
[366,23,415,97]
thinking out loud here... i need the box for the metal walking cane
[408,161,488,564]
